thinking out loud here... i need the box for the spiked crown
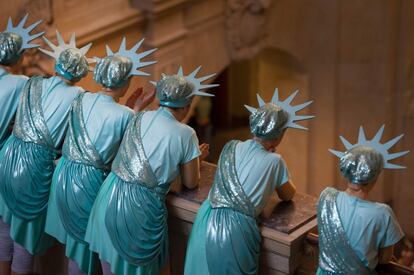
[152,66,219,108]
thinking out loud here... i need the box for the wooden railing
[306,233,414,275]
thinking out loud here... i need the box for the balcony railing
[306,233,414,275]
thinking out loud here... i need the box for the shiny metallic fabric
[317,187,373,274]
[0,32,23,65]
[156,74,196,108]
[209,140,256,218]
[0,76,56,219]
[111,112,158,189]
[339,146,384,185]
[56,93,108,242]
[205,140,260,274]
[93,55,132,88]
[249,103,289,140]
[62,93,108,171]
[105,112,169,265]
[55,48,89,82]
[13,76,54,147]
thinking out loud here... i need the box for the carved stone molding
[226,0,274,61]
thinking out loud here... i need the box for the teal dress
[85,107,200,275]
[316,187,404,274]
[0,68,28,149]
[0,76,82,255]
[45,92,133,272]
[184,139,289,275]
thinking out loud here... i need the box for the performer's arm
[276,181,296,201]
[378,245,394,264]
[180,157,201,189]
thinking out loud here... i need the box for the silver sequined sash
[208,140,256,218]
[12,76,54,149]
[62,93,108,171]
[318,187,373,274]
[112,112,159,191]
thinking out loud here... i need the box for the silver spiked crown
[4,14,44,51]
[102,37,157,77]
[330,125,409,169]
[151,66,219,108]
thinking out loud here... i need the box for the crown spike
[119,37,127,52]
[69,33,76,47]
[289,123,308,130]
[188,66,202,79]
[372,124,385,143]
[6,17,13,30]
[17,14,29,29]
[105,45,113,56]
[386,150,410,161]
[55,30,65,46]
[257,94,266,107]
[283,89,300,105]
[178,66,184,76]
[192,91,215,97]
[293,115,314,122]
[136,47,157,59]
[25,19,42,33]
[358,126,367,143]
[271,88,279,103]
[130,38,145,52]
[292,100,313,112]
[329,149,345,158]
[28,31,43,41]
[244,105,257,114]
[339,136,353,150]
[384,163,406,169]
[197,73,217,83]
[383,134,404,150]
[80,43,92,55]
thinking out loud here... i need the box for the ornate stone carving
[226,0,274,61]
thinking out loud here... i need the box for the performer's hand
[199,143,210,161]
[130,88,156,112]
[125,87,143,109]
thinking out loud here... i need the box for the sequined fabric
[105,112,169,265]
[55,48,89,82]
[56,93,108,242]
[13,76,54,148]
[208,140,256,218]
[111,112,158,190]
[339,146,383,184]
[0,76,57,219]
[62,93,108,171]
[0,32,22,65]
[93,55,132,88]
[249,103,289,140]
[317,187,373,274]
[156,75,195,108]
[204,140,260,274]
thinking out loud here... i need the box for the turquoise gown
[45,92,133,273]
[0,67,28,149]
[316,187,404,274]
[85,107,201,275]
[184,139,289,275]
[0,76,82,255]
